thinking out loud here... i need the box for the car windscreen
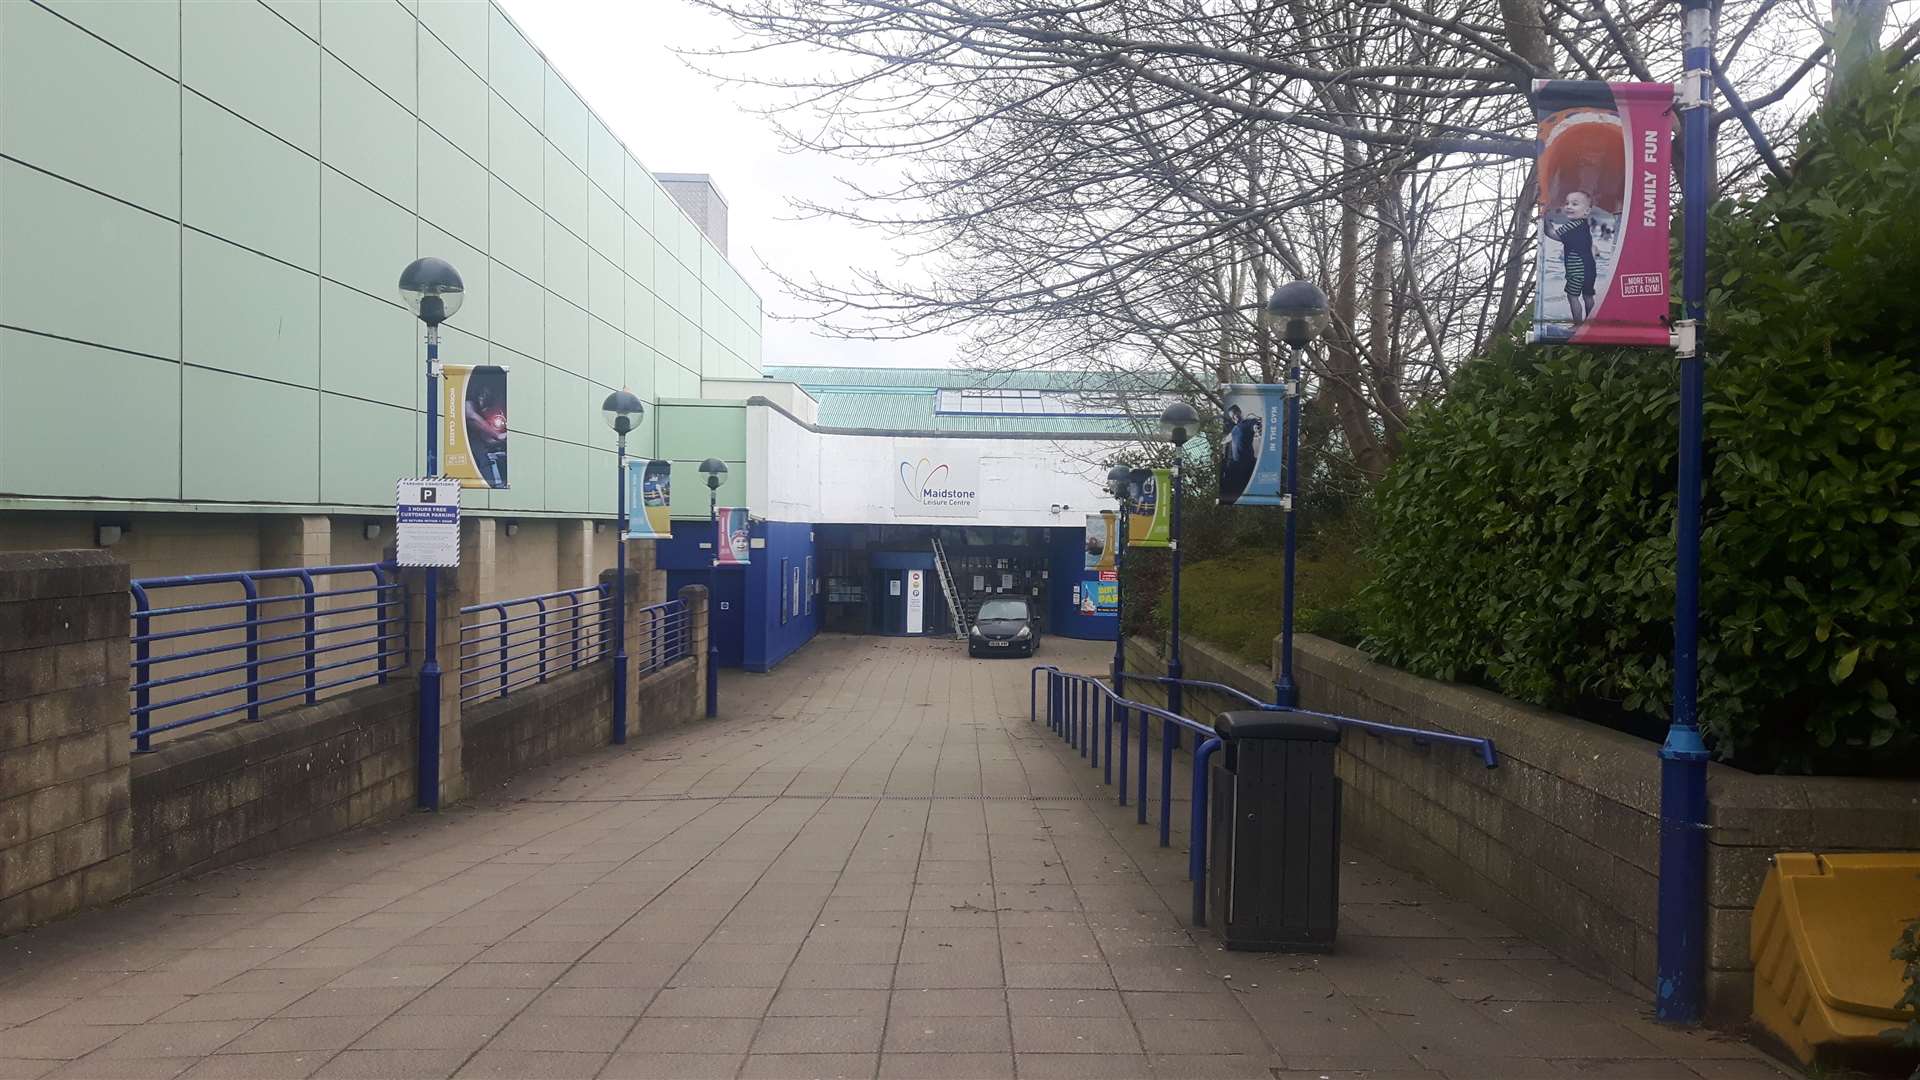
[976,599,1029,621]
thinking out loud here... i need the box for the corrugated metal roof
[764,365,1158,436]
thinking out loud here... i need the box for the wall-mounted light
[504,520,520,538]
[95,524,125,547]
[362,521,383,541]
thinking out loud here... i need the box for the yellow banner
[441,364,509,490]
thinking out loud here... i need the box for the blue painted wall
[1047,526,1119,641]
[653,519,818,672]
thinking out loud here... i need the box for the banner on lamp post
[1529,80,1674,346]
[1127,468,1172,548]
[1217,384,1290,506]
[440,364,509,489]
[1084,512,1117,571]
[714,507,751,566]
[624,459,672,540]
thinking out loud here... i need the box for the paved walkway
[1,635,1793,1080]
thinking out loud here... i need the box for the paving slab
[0,635,1798,1079]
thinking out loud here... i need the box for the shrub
[1358,62,1920,774]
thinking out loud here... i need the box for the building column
[679,584,710,721]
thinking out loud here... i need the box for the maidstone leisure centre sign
[895,447,981,518]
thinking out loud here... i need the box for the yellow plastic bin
[1750,852,1920,1065]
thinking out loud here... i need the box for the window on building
[933,388,1126,417]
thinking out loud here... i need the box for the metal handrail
[1129,673,1500,769]
[634,600,689,678]
[1031,666,1222,929]
[129,564,406,752]
[458,586,611,705]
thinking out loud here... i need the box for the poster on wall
[1078,571,1118,617]
[1084,512,1117,570]
[1127,468,1172,547]
[440,365,509,489]
[791,564,802,623]
[714,507,751,566]
[623,460,672,539]
[1529,80,1673,346]
[894,445,981,518]
[905,570,925,634]
[805,556,815,615]
[1217,385,1289,506]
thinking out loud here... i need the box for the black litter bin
[1207,710,1342,951]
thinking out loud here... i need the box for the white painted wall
[747,404,1126,526]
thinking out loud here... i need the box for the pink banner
[714,507,750,566]
[1530,80,1673,346]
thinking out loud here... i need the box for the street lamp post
[1263,281,1331,708]
[1106,466,1132,695]
[602,390,645,746]
[398,257,464,811]
[699,458,728,719]
[1158,402,1200,720]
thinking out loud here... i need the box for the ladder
[929,536,970,640]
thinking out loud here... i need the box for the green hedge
[1358,64,1920,774]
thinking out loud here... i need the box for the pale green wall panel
[183,0,319,155]
[623,340,657,408]
[488,92,542,207]
[183,232,320,387]
[587,185,621,264]
[183,93,319,269]
[417,221,487,342]
[39,0,180,76]
[589,317,623,394]
[586,116,621,202]
[543,439,588,511]
[497,349,545,439]
[587,446,615,515]
[542,67,588,168]
[622,155,653,229]
[624,220,655,292]
[420,0,486,74]
[487,261,541,359]
[320,168,415,302]
[322,0,416,111]
[319,393,412,505]
[664,459,744,519]
[319,280,414,405]
[543,366,590,446]
[261,0,318,40]
[1,2,180,217]
[438,323,487,371]
[542,143,587,237]
[543,219,588,306]
[181,368,320,503]
[0,162,180,360]
[658,402,745,459]
[588,252,622,331]
[321,55,416,211]
[418,126,487,252]
[625,279,657,349]
[0,330,180,500]
[487,178,541,283]
[543,292,588,377]
[419,31,487,162]
[487,5,542,128]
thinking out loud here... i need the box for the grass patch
[1150,548,1371,668]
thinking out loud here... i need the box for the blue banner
[1218,384,1290,506]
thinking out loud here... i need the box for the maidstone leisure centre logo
[899,457,976,508]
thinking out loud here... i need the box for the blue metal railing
[634,599,689,678]
[459,585,612,705]
[1132,674,1500,768]
[1031,666,1222,929]
[129,564,406,752]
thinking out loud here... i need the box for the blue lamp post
[1106,465,1132,695]
[699,458,728,718]
[1263,280,1331,708]
[601,389,644,746]
[397,256,464,811]
[1157,401,1199,720]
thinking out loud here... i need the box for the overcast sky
[497,0,962,371]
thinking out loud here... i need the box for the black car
[969,597,1040,657]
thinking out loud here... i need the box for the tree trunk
[1830,0,1889,101]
